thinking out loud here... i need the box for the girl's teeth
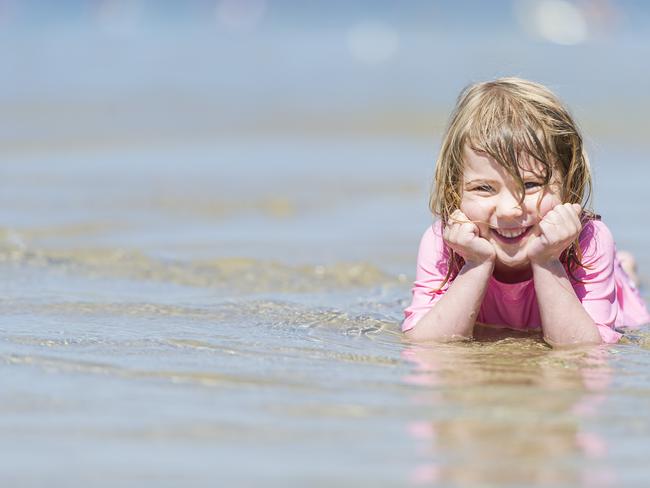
[496,228,527,238]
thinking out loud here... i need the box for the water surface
[3,2,650,486]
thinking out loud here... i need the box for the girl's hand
[443,209,496,265]
[526,203,582,265]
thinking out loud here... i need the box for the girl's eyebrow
[464,178,499,185]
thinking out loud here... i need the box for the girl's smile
[490,225,533,243]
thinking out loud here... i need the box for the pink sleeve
[571,221,622,344]
[402,223,451,332]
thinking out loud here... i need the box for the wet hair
[430,77,597,286]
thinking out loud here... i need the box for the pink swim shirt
[403,219,650,343]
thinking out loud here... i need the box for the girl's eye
[524,181,542,190]
[472,185,493,192]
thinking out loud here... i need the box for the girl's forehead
[462,146,544,179]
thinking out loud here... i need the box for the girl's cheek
[460,199,491,236]
[535,193,561,219]
[460,199,485,221]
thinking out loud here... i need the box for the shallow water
[4,3,650,486]
[2,135,650,487]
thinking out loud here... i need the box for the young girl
[403,77,650,347]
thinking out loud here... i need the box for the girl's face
[459,146,562,282]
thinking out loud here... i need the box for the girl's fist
[443,209,496,265]
[526,203,582,264]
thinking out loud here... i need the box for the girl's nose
[495,191,525,218]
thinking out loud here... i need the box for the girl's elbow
[404,324,471,343]
[544,337,603,349]
[543,327,603,348]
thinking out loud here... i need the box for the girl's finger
[446,211,462,234]
[538,218,553,239]
[447,218,461,243]
[542,207,562,226]
[569,203,582,228]
[558,204,581,233]
[450,209,471,227]
[556,203,573,222]
[458,222,478,245]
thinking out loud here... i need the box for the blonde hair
[431,77,596,284]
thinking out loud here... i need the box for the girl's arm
[406,210,496,342]
[531,259,601,347]
[405,259,494,342]
[527,203,602,347]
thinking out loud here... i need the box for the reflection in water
[402,339,616,487]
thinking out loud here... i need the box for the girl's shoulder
[578,218,616,264]
[416,220,451,269]
[419,219,445,246]
[422,220,452,256]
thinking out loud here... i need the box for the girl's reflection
[401,332,615,487]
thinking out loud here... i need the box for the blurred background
[2,0,650,269]
[2,1,650,486]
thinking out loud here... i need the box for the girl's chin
[494,251,531,270]
[489,233,533,256]
[493,254,533,282]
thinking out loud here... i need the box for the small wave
[1,298,402,337]
[166,337,400,366]
[0,228,28,261]
[0,228,401,292]
[3,353,314,389]
[5,250,403,293]
[618,327,650,349]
